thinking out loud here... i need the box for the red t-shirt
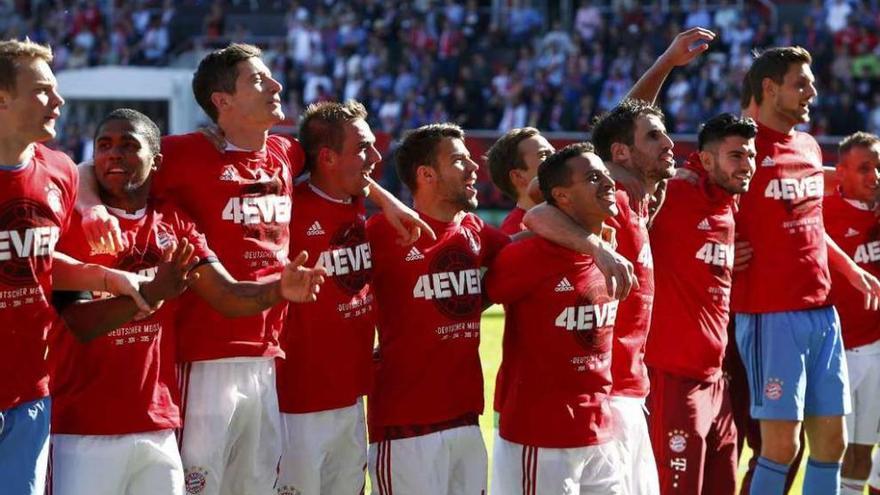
[823,191,880,349]
[50,201,215,434]
[646,157,737,381]
[486,236,615,448]
[607,187,654,398]
[153,133,304,362]
[366,212,509,433]
[0,144,77,411]
[731,123,830,313]
[499,206,527,235]
[277,183,375,413]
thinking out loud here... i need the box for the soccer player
[822,132,880,495]
[645,113,757,495]
[75,44,430,495]
[47,108,325,495]
[366,123,510,494]
[525,98,674,495]
[733,47,880,495]
[275,100,378,494]
[0,39,153,495]
[486,126,555,235]
[486,142,623,494]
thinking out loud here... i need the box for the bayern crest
[668,429,688,453]
[764,378,784,401]
[45,183,63,213]
[184,467,208,494]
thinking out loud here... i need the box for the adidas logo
[219,166,237,181]
[761,156,775,167]
[554,277,574,292]
[405,246,425,261]
[845,228,860,238]
[697,218,711,231]
[306,221,325,236]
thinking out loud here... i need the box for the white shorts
[178,358,282,495]
[49,429,183,495]
[276,399,367,495]
[368,425,487,495]
[611,396,659,495]
[845,340,880,445]
[491,433,623,495]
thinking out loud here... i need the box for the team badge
[764,378,784,400]
[219,165,238,181]
[276,485,301,495]
[155,226,176,250]
[184,467,208,494]
[45,184,63,213]
[668,429,688,453]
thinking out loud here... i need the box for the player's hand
[733,238,752,272]
[846,265,880,311]
[381,197,437,246]
[140,239,200,306]
[592,240,638,300]
[659,27,716,68]
[82,205,125,255]
[102,269,152,312]
[280,251,327,302]
[198,124,226,152]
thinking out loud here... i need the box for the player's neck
[413,194,464,224]
[309,174,352,202]
[515,192,535,210]
[840,186,876,209]
[217,119,268,151]
[757,106,796,135]
[99,183,150,214]
[607,162,651,200]
[0,137,34,166]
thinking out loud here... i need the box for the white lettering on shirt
[763,176,823,201]
[555,300,619,331]
[413,269,481,300]
[695,242,734,268]
[854,241,880,264]
[0,226,60,261]
[221,195,292,225]
[318,242,372,276]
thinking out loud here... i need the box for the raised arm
[626,27,715,104]
[826,232,880,310]
[523,203,636,299]
[189,251,326,318]
[52,251,151,311]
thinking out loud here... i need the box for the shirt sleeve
[484,241,534,305]
[171,206,217,264]
[478,223,511,268]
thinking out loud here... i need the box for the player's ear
[151,152,163,172]
[761,77,776,100]
[551,186,568,207]
[210,91,230,115]
[698,150,714,171]
[610,142,630,165]
[416,163,435,184]
[509,168,526,189]
[317,146,335,168]
[0,89,9,110]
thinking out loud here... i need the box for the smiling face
[94,119,158,208]
[0,56,64,144]
[432,137,480,212]
[629,113,675,182]
[765,62,817,128]
[839,143,880,204]
[702,135,757,194]
[328,118,382,198]
[216,57,284,130]
[556,153,619,228]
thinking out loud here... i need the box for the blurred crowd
[3,0,880,157]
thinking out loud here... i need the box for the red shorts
[647,368,738,495]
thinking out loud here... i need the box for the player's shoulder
[33,143,76,175]
[267,133,305,171]
[160,132,219,165]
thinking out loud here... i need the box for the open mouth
[464,177,477,194]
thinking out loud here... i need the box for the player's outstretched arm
[189,251,326,317]
[56,240,200,341]
[52,251,152,312]
[76,161,125,254]
[522,204,636,299]
[366,178,437,245]
[826,232,880,310]
[626,27,715,104]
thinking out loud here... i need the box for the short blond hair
[0,39,53,93]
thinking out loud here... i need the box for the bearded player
[0,39,158,495]
[275,100,380,494]
[486,142,623,494]
[645,114,757,495]
[47,108,324,495]
[75,44,431,495]
[366,123,510,494]
[820,132,880,495]
[486,127,555,235]
[733,47,880,495]
[525,99,678,495]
